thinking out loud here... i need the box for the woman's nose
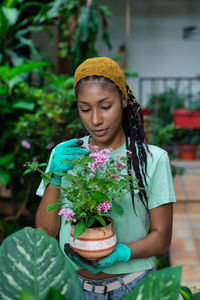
[91,109,103,126]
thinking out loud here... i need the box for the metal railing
[138,76,200,107]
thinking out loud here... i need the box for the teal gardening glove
[49,139,88,185]
[64,243,131,274]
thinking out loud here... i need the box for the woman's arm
[35,184,61,237]
[126,203,173,259]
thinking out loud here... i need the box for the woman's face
[77,81,127,150]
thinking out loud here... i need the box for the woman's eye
[81,108,90,112]
[102,106,111,110]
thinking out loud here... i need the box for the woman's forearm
[127,203,173,259]
[126,229,171,259]
[35,184,61,237]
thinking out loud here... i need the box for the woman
[36,57,176,299]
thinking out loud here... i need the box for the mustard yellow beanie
[73,57,128,101]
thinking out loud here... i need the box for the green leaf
[89,191,109,201]
[2,7,19,25]
[95,216,106,227]
[41,174,51,187]
[122,266,182,300]
[112,201,124,216]
[87,217,95,228]
[0,170,10,186]
[46,203,62,211]
[23,168,33,176]
[18,290,38,300]
[12,100,35,111]
[179,286,193,300]
[0,153,15,167]
[0,227,85,300]
[0,87,7,95]
[45,287,66,300]
[193,292,200,300]
[123,69,139,78]
[98,5,112,17]
[73,219,86,240]
[0,61,51,81]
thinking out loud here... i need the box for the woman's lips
[93,129,108,136]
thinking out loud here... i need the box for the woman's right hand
[49,139,88,185]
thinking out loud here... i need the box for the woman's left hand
[64,243,131,274]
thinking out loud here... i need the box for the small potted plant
[175,129,200,160]
[25,145,141,259]
[173,96,200,129]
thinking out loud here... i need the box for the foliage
[122,266,181,300]
[35,0,112,74]
[0,227,85,300]
[0,61,51,187]
[147,89,185,127]
[0,0,50,66]
[174,128,200,145]
[25,145,141,240]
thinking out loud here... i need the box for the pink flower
[32,156,38,161]
[116,154,121,160]
[46,141,55,150]
[58,208,75,222]
[97,201,112,213]
[21,140,31,149]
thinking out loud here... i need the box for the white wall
[95,0,200,105]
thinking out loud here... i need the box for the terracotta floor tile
[172,228,193,239]
[181,265,200,281]
[170,239,186,251]
[170,239,196,251]
[170,251,200,265]
[186,203,200,213]
[192,228,200,239]
[195,240,200,249]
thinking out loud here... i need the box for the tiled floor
[170,160,200,291]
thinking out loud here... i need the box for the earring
[123,103,127,108]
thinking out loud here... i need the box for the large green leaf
[122,266,181,300]
[0,61,51,81]
[0,227,85,300]
[2,7,19,25]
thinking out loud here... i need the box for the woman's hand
[49,139,88,185]
[64,243,131,274]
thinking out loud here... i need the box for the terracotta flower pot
[178,144,197,160]
[69,217,117,260]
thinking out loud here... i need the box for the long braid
[123,84,150,211]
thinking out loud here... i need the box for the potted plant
[173,96,200,129]
[175,129,200,160]
[25,145,141,260]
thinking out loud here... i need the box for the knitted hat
[73,57,128,101]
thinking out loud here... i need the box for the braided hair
[123,84,150,212]
[75,76,150,211]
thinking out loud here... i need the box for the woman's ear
[122,99,127,108]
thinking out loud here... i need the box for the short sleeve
[147,152,176,210]
[36,148,55,197]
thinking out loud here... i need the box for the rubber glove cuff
[115,243,131,262]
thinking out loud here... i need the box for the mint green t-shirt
[36,136,176,274]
